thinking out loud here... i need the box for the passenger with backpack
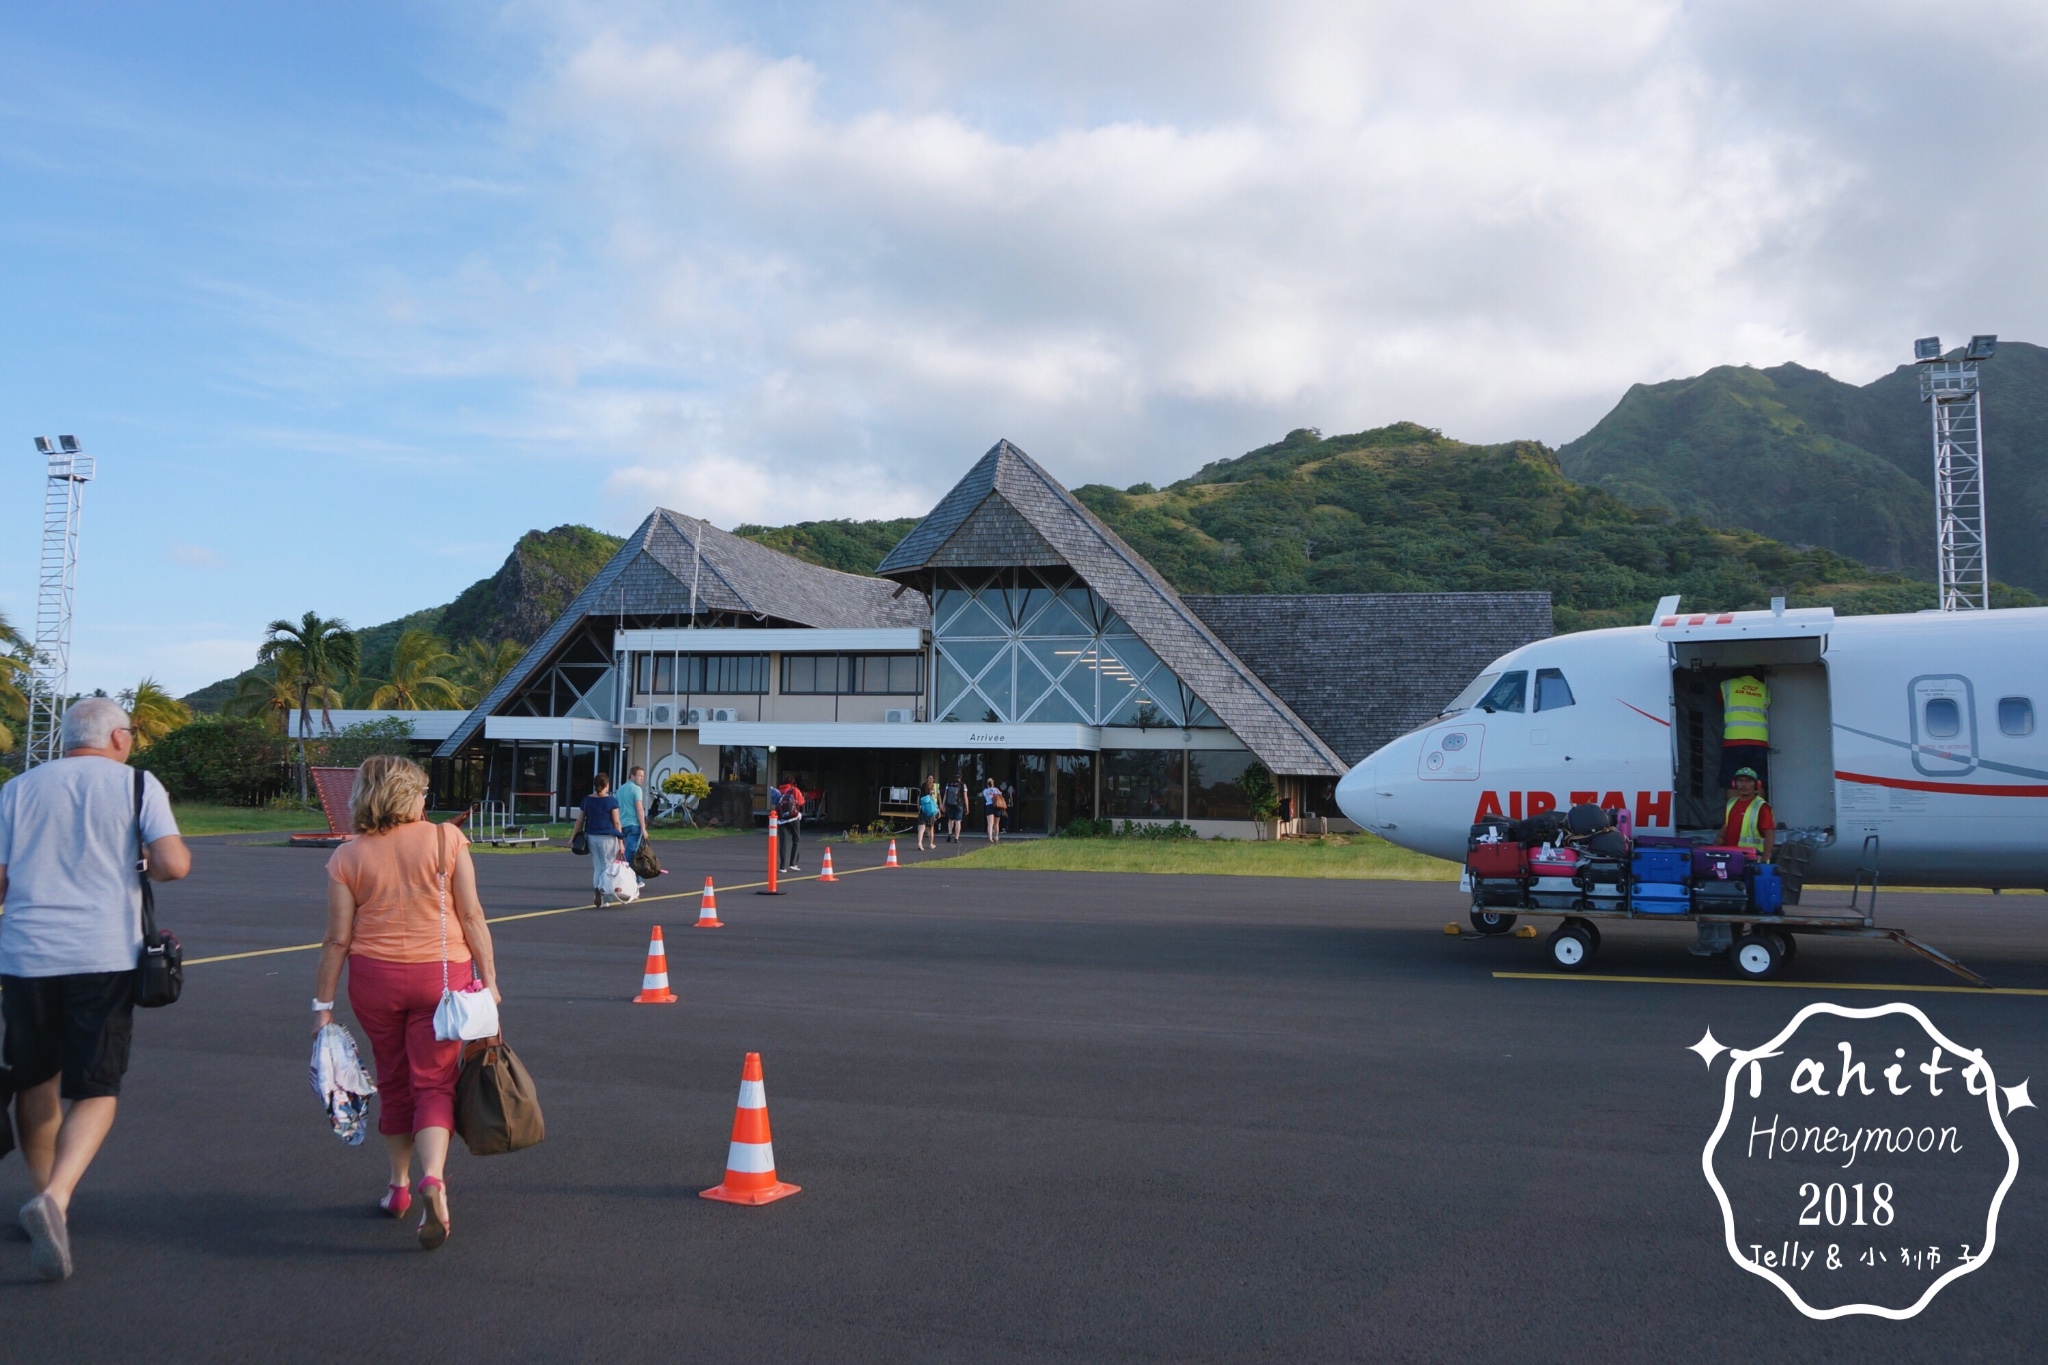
[982,778,1006,843]
[942,776,966,844]
[917,780,940,851]
[772,778,804,871]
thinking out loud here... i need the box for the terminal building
[433,441,1551,835]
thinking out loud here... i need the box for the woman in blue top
[571,773,624,907]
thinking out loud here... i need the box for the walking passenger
[917,782,939,851]
[943,775,966,844]
[616,766,648,859]
[982,777,1004,843]
[0,698,191,1281]
[314,755,500,1251]
[572,773,624,907]
[773,776,804,871]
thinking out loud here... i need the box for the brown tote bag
[454,1038,546,1155]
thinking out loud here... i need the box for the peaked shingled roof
[878,440,1346,777]
[435,509,927,758]
[1184,592,1553,765]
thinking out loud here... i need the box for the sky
[4,0,2047,696]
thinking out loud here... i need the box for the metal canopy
[1653,606,1834,644]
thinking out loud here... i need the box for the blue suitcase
[1632,882,1692,913]
[1751,865,1784,913]
[1632,848,1691,884]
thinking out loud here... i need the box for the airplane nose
[1335,754,1379,830]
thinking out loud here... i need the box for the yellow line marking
[181,860,894,966]
[1492,971,2048,997]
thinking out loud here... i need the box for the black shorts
[2,970,136,1100]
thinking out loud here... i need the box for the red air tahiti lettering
[1474,791,1673,827]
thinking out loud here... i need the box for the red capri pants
[347,955,470,1136]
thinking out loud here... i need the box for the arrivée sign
[1695,1003,2031,1319]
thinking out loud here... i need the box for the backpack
[919,793,939,818]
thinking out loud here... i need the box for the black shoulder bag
[133,769,183,1008]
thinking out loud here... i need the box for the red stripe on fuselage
[1616,698,1671,727]
[1835,770,2048,798]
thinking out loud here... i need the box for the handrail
[1848,833,1881,927]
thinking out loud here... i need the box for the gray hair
[62,697,131,752]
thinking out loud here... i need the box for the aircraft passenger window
[1999,697,2035,736]
[1924,697,1962,738]
[1477,671,1527,714]
[1534,668,1576,712]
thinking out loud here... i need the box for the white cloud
[167,541,223,568]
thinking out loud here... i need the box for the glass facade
[931,568,1226,729]
[1101,749,1185,820]
[781,653,923,695]
[1187,750,1255,819]
[633,654,768,695]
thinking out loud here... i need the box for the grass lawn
[930,833,1461,880]
[170,803,333,836]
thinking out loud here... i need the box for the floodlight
[33,436,52,453]
[1914,336,1943,361]
[57,435,78,452]
[1967,334,1998,360]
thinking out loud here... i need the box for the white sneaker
[20,1194,71,1282]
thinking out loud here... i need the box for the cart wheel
[1546,924,1595,971]
[1730,933,1784,981]
[1563,916,1602,953]
[1770,929,1797,961]
[1470,909,1518,936]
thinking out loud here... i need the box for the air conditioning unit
[884,709,913,723]
[709,708,739,723]
[684,708,705,726]
[650,703,675,725]
[623,707,649,725]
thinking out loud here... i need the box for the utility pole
[1914,335,1996,611]
[24,436,95,766]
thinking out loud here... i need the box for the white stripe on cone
[737,1079,766,1108]
[725,1140,777,1174]
[642,971,669,988]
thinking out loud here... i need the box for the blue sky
[5,1,2046,696]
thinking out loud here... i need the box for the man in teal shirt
[616,767,647,858]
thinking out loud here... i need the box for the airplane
[1335,598,2048,901]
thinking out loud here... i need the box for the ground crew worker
[1719,672,1771,794]
[1720,768,1775,862]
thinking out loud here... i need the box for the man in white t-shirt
[0,697,190,1282]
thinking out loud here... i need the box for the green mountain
[1559,343,2048,591]
[181,525,625,712]
[731,517,921,577]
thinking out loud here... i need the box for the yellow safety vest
[1723,796,1768,855]
[1721,674,1771,745]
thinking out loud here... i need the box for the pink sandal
[379,1183,412,1218]
[416,1176,451,1251]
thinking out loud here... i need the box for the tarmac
[3,829,2045,1362]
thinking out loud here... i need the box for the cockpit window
[1477,671,1527,714]
[1535,668,1576,712]
[1441,672,1500,717]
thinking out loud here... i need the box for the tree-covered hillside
[731,518,920,576]
[1559,343,2048,591]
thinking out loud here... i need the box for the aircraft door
[1416,723,1484,781]
[1908,675,1977,777]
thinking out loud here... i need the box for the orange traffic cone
[633,926,677,1004]
[818,847,838,882]
[885,838,899,868]
[700,1053,800,1205]
[695,877,724,928]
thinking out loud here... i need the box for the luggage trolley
[1465,819,1987,986]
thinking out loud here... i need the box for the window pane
[1027,686,1086,724]
[1444,672,1500,714]
[935,654,974,722]
[1535,668,1576,712]
[1101,749,1185,820]
[1479,672,1527,713]
[888,656,920,693]
[655,655,673,693]
[1925,697,1961,738]
[782,656,815,693]
[940,597,1007,639]
[979,652,1014,718]
[1188,750,1254,819]
[635,655,651,692]
[1015,653,1052,714]
[1999,697,2034,736]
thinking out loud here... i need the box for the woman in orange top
[311,755,500,1251]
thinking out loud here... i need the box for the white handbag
[429,824,500,1043]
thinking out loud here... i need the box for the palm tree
[259,612,360,801]
[454,637,526,705]
[0,611,25,753]
[229,659,341,734]
[119,677,194,749]
[368,629,463,709]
